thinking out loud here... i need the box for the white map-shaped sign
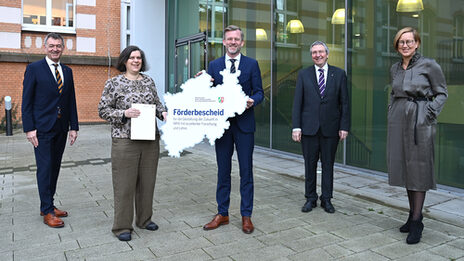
[161,70,248,157]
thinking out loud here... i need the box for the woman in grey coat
[387,27,447,244]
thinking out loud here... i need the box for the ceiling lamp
[331,8,345,24]
[256,28,268,41]
[396,0,424,12]
[286,19,304,33]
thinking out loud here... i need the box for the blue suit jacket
[292,64,350,137]
[207,55,264,133]
[22,58,79,133]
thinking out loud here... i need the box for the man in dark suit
[292,41,350,214]
[22,33,79,228]
[203,25,264,234]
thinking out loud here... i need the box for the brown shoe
[40,208,68,217]
[203,214,229,230]
[242,216,254,234]
[43,213,64,228]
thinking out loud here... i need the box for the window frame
[22,0,76,34]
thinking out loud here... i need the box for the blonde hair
[393,27,421,51]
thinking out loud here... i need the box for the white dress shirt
[225,53,241,72]
[45,56,64,83]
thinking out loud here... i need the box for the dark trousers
[34,121,68,215]
[215,119,254,217]
[301,129,339,200]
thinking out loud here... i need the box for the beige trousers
[111,137,159,236]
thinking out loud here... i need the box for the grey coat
[387,53,448,191]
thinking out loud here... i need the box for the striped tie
[230,59,236,73]
[318,68,325,96]
[53,64,63,94]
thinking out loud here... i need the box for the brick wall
[0,0,121,126]
[0,62,119,125]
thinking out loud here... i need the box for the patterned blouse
[98,73,166,138]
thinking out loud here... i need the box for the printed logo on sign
[218,97,224,103]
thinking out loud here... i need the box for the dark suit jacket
[208,55,264,133]
[292,64,350,137]
[22,58,79,133]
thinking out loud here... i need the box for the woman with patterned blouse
[98,46,167,241]
[387,27,447,244]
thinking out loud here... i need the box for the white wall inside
[131,0,166,100]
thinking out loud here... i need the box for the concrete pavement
[0,124,463,260]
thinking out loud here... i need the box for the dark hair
[116,45,149,72]
[44,32,64,47]
[393,27,421,51]
[224,25,244,40]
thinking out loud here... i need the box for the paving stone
[64,241,132,260]
[339,232,398,252]
[86,248,156,261]
[153,248,212,261]
[371,241,431,259]
[337,250,390,261]
[429,244,464,259]
[203,237,266,259]
[395,250,450,261]
[230,245,295,260]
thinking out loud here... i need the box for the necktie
[230,59,236,73]
[318,68,325,96]
[53,64,63,94]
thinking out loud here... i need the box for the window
[121,0,131,50]
[23,0,75,33]
[453,14,464,60]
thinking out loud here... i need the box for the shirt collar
[314,63,328,72]
[226,53,241,63]
[45,56,60,67]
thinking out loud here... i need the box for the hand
[69,130,78,146]
[246,98,254,109]
[339,130,348,141]
[124,108,141,118]
[292,130,302,142]
[194,71,203,78]
[26,130,38,148]
[162,111,168,122]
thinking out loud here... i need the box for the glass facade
[166,0,464,189]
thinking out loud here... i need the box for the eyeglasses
[398,40,415,47]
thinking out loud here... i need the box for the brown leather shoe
[242,216,254,234]
[40,208,68,217]
[203,214,229,230]
[43,213,64,228]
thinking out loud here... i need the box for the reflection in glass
[23,0,47,25]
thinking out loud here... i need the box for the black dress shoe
[301,200,317,212]
[117,232,131,241]
[145,221,159,231]
[320,199,335,213]
[406,216,424,244]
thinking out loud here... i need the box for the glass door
[174,32,208,93]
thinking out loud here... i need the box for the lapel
[41,58,58,89]
[326,65,335,96]
[307,66,321,98]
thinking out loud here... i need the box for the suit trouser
[111,137,159,236]
[215,119,254,217]
[301,130,339,200]
[34,121,68,215]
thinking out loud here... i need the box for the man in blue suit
[22,33,79,228]
[292,41,350,214]
[203,25,264,234]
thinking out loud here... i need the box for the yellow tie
[53,64,63,94]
